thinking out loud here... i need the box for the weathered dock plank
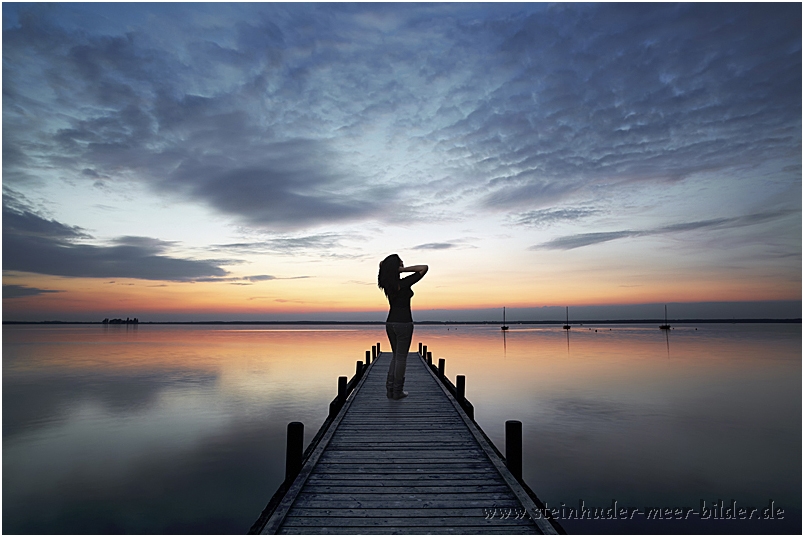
[252,349,560,535]
[294,493,528,509]
[280,516,536,527]
[282,521,544,535]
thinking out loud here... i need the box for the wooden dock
[251,346,562,535]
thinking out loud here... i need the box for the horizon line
[3,318,802,325]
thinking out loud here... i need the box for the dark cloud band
[2,205,231,281]
[531,211,800,250]
[3,285,62,299]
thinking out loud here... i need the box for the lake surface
[3,322,801,534]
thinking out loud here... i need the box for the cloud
[161,138,384,230]
[3,285,63,299]
[531,211,799,250]
[513,207,600,228]
[111,236,178,254]
[411,237,478,250]
[191,275,272,284]
[3,8,387,230]
[1,2,800,233]
[212,233,366,258]
[244,275,277,282]
[534,231,637,251]
[2,204,231,281]
[412,242,457,250]
[3,203,90,240]
[438,3,802,210]
[215,235,343,254]
[191,274,309,284]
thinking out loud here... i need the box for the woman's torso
[386,272,422,323]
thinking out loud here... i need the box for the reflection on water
[421,323,801,534]
[3,325,386,534]
[3,323,801,534]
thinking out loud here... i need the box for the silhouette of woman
[378,254,428,400]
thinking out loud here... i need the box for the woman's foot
[392,391,408,400]
[386,389,393,398]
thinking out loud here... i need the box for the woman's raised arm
[401,265,428,275]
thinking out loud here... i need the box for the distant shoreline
[3,319,801,325]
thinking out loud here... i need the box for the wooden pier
[250,344,563,535]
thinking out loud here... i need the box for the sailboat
[501,307,509,331]
[659,305,671,330]
[563,306,571,330]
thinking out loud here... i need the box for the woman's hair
[378,254,402,299]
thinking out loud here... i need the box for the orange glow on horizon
[3,268,800,320]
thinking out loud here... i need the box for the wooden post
[372,345,377,361]
[422,344,428,358]
[356,360,363,379]
[376,342,381,353]
[285,421,304,484]
[366,350,371,365]
[418,342,422,354]
[505,420,522,480]
[438,358,445,378]
[338,376,347,403]
[457,375,466,403]
[427,351,432,366]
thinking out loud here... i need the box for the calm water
[3,323,801,534]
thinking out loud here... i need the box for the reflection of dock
[250,344,562,535]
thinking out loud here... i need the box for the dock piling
[284,422,304,485]
[457,375,466,403]
[418,342,422,354]
[505,420,523,481]
[465,400,475,420]
[337,376,347,403]
[355,360,363,380]
[427,351,432,366]
[371,345,376,360]
[365,350,371,365]
[376,342,380,353]
[438,358,445,378]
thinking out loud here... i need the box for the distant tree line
[102,317,139,324]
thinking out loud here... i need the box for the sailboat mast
[660,304,670,330]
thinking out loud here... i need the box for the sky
[2,2,801,322]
